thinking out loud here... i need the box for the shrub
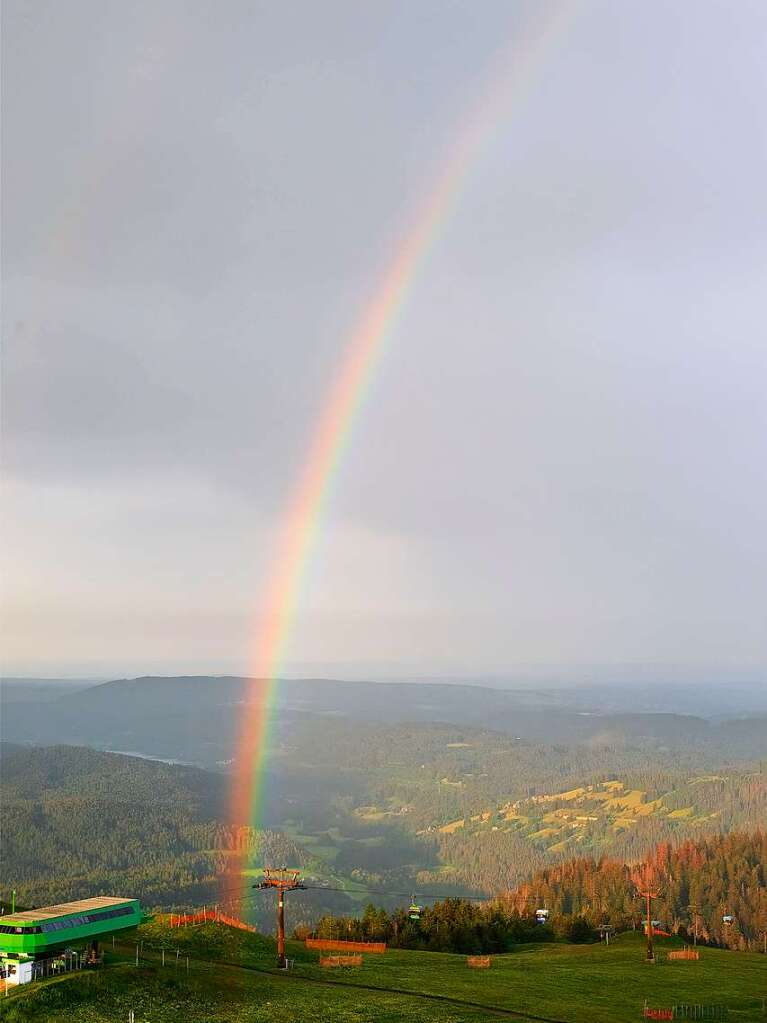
[566,917,596,943]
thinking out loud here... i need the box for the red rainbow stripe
[227,3,577,900]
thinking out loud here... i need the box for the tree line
[305,831,766,953]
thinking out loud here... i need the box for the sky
[2,0,766,682]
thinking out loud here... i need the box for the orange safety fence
[466,955,491,968]
[169,909,257,933]
[306,938,386,954]
[668,949,700,960]
[643,1010,673,1020]
[319,955,363,967]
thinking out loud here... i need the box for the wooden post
[277,891,286,966]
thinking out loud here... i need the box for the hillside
[426,773,767,858]
[269,721,767,893]
[2,748,764,1022]
[503,831,767,949]
[2,919,765,1023]
[1,743,225,811]
[2,743,765,920]
[0,745,312,921]
[4,677,765,906]
[311,832,767,953]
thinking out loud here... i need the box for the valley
[2,728,765,925]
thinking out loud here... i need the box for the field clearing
[434,777,742,857]
[439,819,466,834]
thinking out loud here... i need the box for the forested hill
[1,743,226,813]
[502,831,767,949]
[0,744,303,912]
[311,832,767,954]
[3,738,765,936]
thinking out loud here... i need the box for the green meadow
[1,923,764,1023]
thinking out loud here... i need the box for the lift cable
[300,883,543,905]
[205,879,545,908]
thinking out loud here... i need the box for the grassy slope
[332,939,766,1022]
[2,922,764,1023]
[0,965,489,1023]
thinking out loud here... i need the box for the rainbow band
[229,3,576,878]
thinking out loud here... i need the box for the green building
[0,896,142,984]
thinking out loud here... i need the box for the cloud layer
[3,0,766,679]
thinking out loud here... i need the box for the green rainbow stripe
[229,2,577,886]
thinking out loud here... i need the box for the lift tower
[257,868,305,968]
[636,885,662,963]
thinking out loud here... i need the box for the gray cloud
[2,0,766,678]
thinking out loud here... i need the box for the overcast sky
[2,0,766,682]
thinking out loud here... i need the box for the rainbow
[229,3,576,883]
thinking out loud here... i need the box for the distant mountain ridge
[3,675,766,767]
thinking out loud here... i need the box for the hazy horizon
[3,1,766,681]
[3,664,766,690]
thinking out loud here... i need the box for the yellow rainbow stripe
[229,2,577,886]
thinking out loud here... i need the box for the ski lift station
[0,897,142,985]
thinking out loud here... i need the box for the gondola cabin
[0,897,142,984]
